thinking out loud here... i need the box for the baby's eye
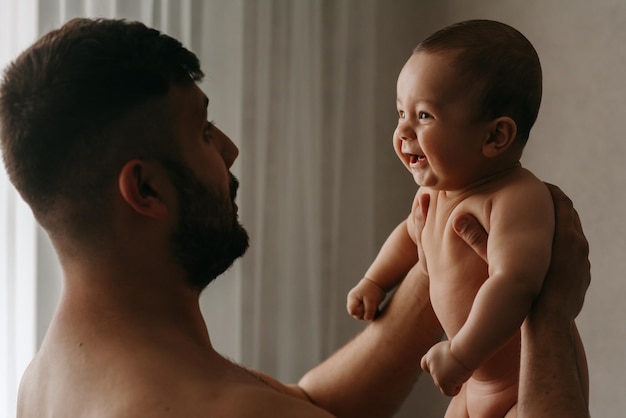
[418,111,432,120]
[398,110,406,119]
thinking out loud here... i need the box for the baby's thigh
[444,385,469,418]
[466,379,517,418]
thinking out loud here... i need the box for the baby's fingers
[439,381,462,397]
[346,296,365,319]
[420,353,431,374]
[362,300,378,321]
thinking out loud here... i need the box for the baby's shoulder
[461,167,548,210]
[498,166,546,193]
[489,168,552,210]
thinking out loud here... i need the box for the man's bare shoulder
[18,345,333,418]
[202,383,335,418]
[106,370,335,418]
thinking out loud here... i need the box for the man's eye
[203,120,215,140]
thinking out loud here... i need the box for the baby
[347,20,588,417]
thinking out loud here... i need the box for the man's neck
[47,251,213,352]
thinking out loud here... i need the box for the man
[0,18,590,417]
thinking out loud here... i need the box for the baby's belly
[427,240,488,337]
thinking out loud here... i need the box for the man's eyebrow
[201,95,209,119]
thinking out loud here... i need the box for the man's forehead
[202,95,209,116]
[170,81,208,115]
[193,85,208,118]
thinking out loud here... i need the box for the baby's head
[415,19,542,145]
[393,20,542,190]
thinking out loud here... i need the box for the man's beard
[162,160,249,290]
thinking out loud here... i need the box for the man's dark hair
[0,18,203,237]
[415,19,542,145]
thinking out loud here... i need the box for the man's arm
[453,184,590,418]
[518,185,590,417]
[299,263,442,418]
[277,184,589,418]
[298,191,440,418]
[244,191,436,418]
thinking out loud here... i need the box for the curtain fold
[239,0,380,382]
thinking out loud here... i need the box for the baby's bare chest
[418,193,491,332]
[421,194,486,264]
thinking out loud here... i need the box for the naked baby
[347,20,588,418]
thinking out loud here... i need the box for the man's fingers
[414,192,430,234]
[541,183,591,320]
[418,193,430,227]
[453,214,488,263]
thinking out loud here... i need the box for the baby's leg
[466,378,518,418]
[444,382,518,418]
[444,384,469,418]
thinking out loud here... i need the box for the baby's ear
[482,117,517,158]
[118,160,169,219]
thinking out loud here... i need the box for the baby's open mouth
[409,154,426,164]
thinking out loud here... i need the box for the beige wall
[376,1,625,416]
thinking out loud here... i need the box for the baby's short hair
[415,20,542,145]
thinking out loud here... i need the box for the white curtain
[0,2,38,418]
[238,0,379,381]
[1,1,428,417]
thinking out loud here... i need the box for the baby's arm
[422,181,554,395]
[347,192,424,321]
[347,217,419,320]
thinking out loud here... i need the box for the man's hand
[413,192,431,276]
[518,184,591,418]
[452,212,488,262]
[452,183,590,323]
[449,183,591,418]
[530,184,590,323]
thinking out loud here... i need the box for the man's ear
[118,160,168,219]
[482,116,517,158]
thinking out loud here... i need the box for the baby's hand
[420,340,473,396]
[346,278,386,321]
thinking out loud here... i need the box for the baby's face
[393,51,491,191]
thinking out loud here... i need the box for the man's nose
[214,127,239,168]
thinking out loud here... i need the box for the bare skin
[455,185,590,418]
[347,50,589,417]
[16,81,333,418]
[518,186,591,418]
[15,78,589,418]
[3,18,590,418]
